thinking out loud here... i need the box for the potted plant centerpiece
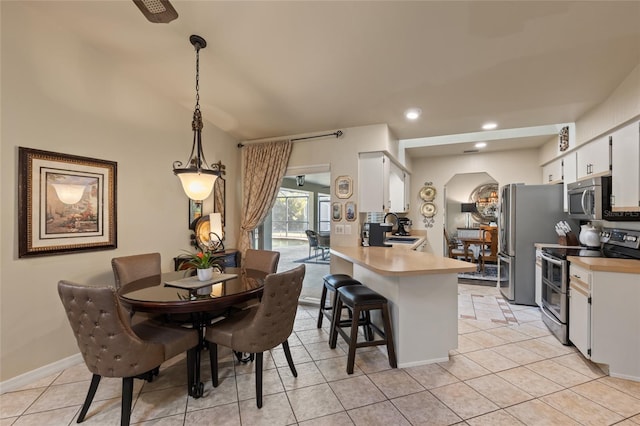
[183,250,220,281]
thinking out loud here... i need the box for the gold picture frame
[335,175,353,199]
[18,147,117,257]
[345,201,357,221]
[332,202,342,221]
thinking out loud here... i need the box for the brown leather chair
[242,248,280,274]
[58,281,199,426]
[205,264,305,408]
[111,253,161,289]
[112,253,165,325]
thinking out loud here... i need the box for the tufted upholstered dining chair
[231,249,281,315]
[111,252,166,326]
[205,264,305,408]
[242,249,280,274]
[111,252,161,289]
[58,281,199,426]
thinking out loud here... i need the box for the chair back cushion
[111,253,161,289]
[243,249,280,274]
[230,264,305,352]
[58,281,164,377]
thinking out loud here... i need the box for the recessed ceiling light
[405,108,422,120]
[475,142,487,148]
[482,122,497,130]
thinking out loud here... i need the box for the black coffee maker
[394,218,412,236]
[367,222,393,247]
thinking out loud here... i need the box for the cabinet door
[569,265,591,359]
[358,152,386,212]
[403,172,411,212]
[388,161,405,212]
[562,153,577,212]
[610,120,640,211]
[569,283,590,358]
[542,159,563,184]
[576,136,610,180]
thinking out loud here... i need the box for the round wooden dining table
[118,267,267,398]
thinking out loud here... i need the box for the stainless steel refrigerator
[498,183,567,305]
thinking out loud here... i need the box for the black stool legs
[317,274,361,331]
[330,285,397,374]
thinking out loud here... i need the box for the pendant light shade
[176,171,218,201]
[173,35,224,200]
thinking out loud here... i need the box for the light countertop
[534,243,582,249]
[567,256,640,274]
[330,246,476,277]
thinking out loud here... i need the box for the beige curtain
[239,140,293,254]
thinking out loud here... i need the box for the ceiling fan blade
[133,0,178,23]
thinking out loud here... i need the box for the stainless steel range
[540,227,640,344]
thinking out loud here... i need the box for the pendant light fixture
[173,35,223,201]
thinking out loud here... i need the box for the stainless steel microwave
[567,177,611,220]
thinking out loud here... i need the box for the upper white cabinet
[542,158,563,184]
[576,136,610,180]
[610,120,640,211]
[359,152,411,213]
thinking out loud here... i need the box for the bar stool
[329,285,397,374]
[317,274,362,330]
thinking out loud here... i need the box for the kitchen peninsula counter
[330,246,476,367]
[330,245,476,276]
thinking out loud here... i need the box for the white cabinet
[403,172,411,213]
[576,136,610,180]
[534,248,542,307]
[562,153,577,212]
[568,264,591,359]
[358,152,411,213]
[610,120,640,211]
[542,158,563,184]
[568,261,640,380]
[563,152,577,185]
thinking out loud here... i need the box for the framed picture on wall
[18,147,117,257]
[335,175,353,199]
[332,202,342,221]
[189,199,203,228]
[345,201,357,221]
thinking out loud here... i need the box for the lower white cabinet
[568,261,640,380]
[568,264,591,358]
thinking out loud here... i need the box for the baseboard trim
[0,353,82,394]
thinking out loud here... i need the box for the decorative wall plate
[419,185,436,201]
[420,202,437,218]
[194,216,211,250]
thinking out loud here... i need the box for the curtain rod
[237,130,343,148]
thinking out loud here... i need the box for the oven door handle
[540,253,563,266]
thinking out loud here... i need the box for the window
[272,188,309,239]
[318,193,330,232]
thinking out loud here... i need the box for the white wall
[539,63,640,165]
[409,149,542,254]
[0,3,240,381]
[286,124,391,248]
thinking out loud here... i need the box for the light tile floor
[3,283,640,425]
